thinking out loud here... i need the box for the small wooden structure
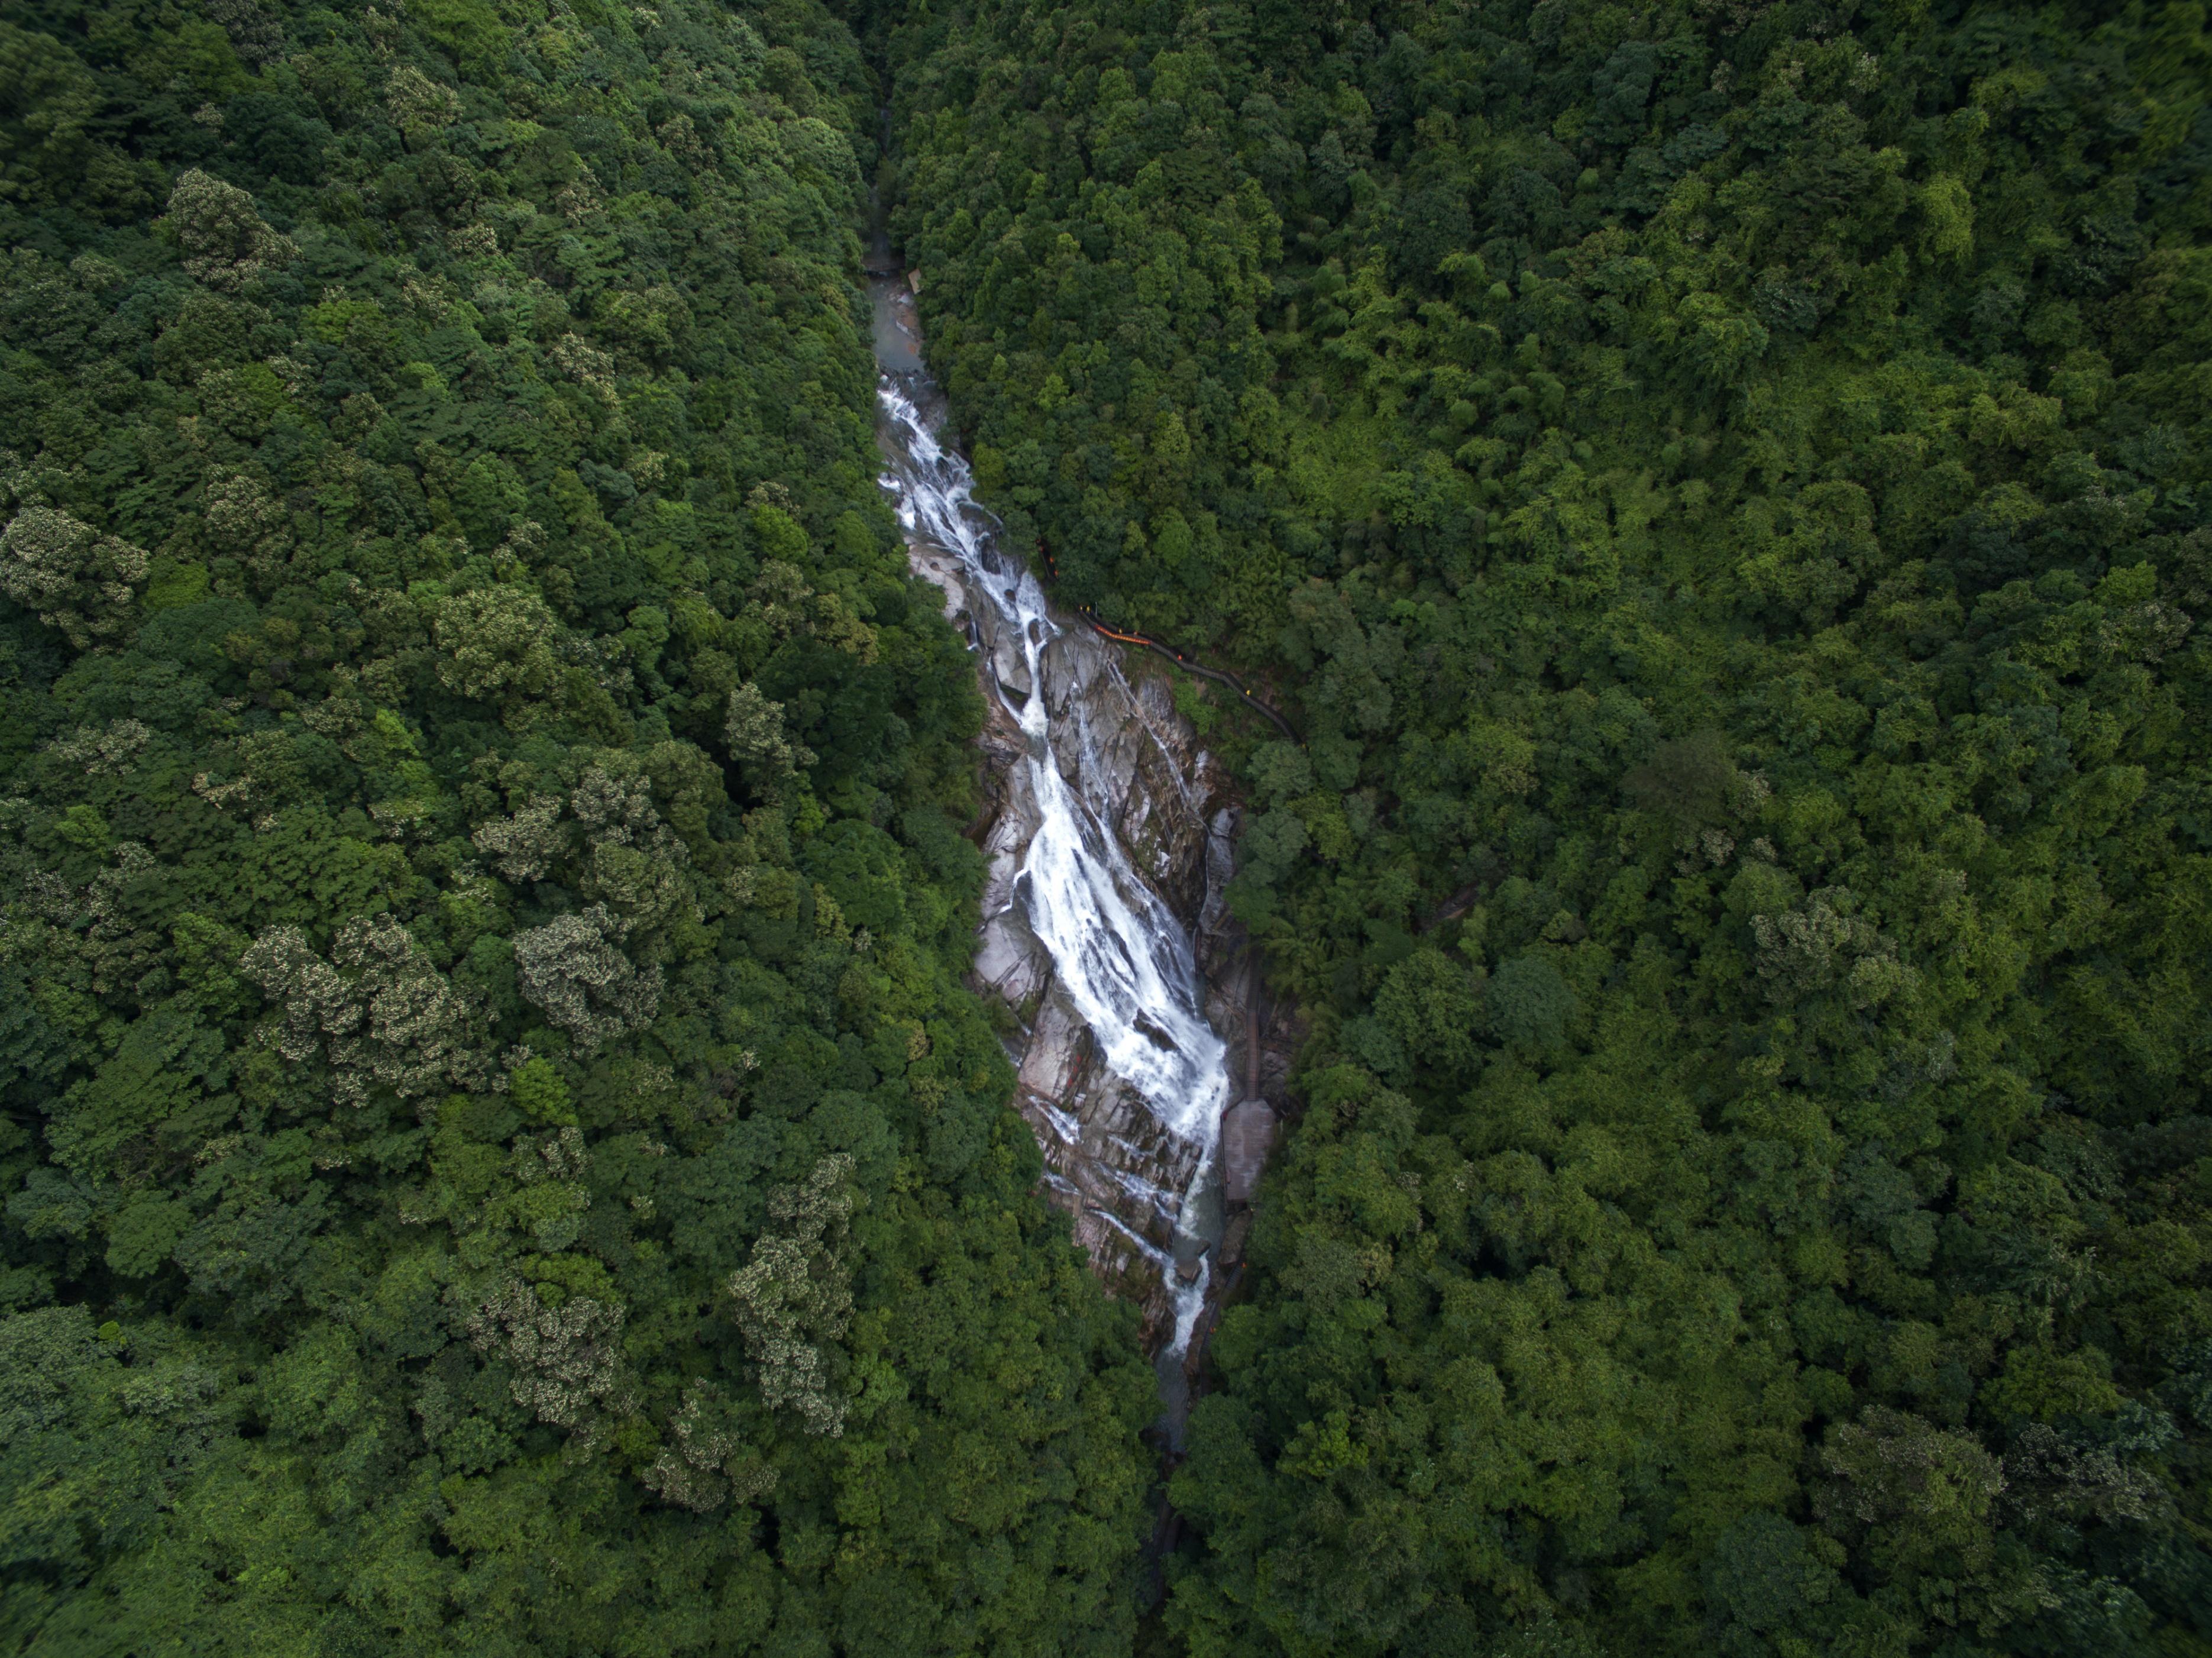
[1221,1098,1276,1206]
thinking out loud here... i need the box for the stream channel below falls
[864,256,1282,1433]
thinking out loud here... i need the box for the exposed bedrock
[871,273,1295,1361]
[941,561,1296,1342]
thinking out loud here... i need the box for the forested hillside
[0,0,1157,1650]
[9,0,2212,1651]
[869,0,2212,1653]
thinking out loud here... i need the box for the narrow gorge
[866,259,1288,1413]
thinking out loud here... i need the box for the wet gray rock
[874,308,1298,1360]
[1221,1100,1278,1204]
[991,627,1033,703]
[892,544,1249,1341]
[973,904,1049,1008]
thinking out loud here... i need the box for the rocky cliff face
[872,269,1294,1359]
[908,535,1293,1346]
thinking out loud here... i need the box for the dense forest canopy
[0,0,1156,1650]
[5,0,2212,1653]
[866,0,2212,1654]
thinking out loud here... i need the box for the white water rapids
[873,377,1229,1356]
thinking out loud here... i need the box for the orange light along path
[1036,547,1298,741]
[1075,605,1301,744]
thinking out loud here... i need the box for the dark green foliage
[0,0,1154,1649]
[869,0,2212,1653]
[13,0,2212,1647]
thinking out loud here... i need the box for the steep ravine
[865,263,1295,1415]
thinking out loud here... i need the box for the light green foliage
[0,507,147,649]
[641,1378,778,1513]
[510,903,661,1049]
[725,679,816,788]
[464,1269,636,1455]
[875,0,2212,1652]
[727,1153,856,1438]
[239,914,491,1106]
[160,169,296,292]
[433,584,560,706]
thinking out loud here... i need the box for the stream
[866,263,1237,1417]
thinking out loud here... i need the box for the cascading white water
[874,378,1227,1355]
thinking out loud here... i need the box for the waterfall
[873,376,1228,1357]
